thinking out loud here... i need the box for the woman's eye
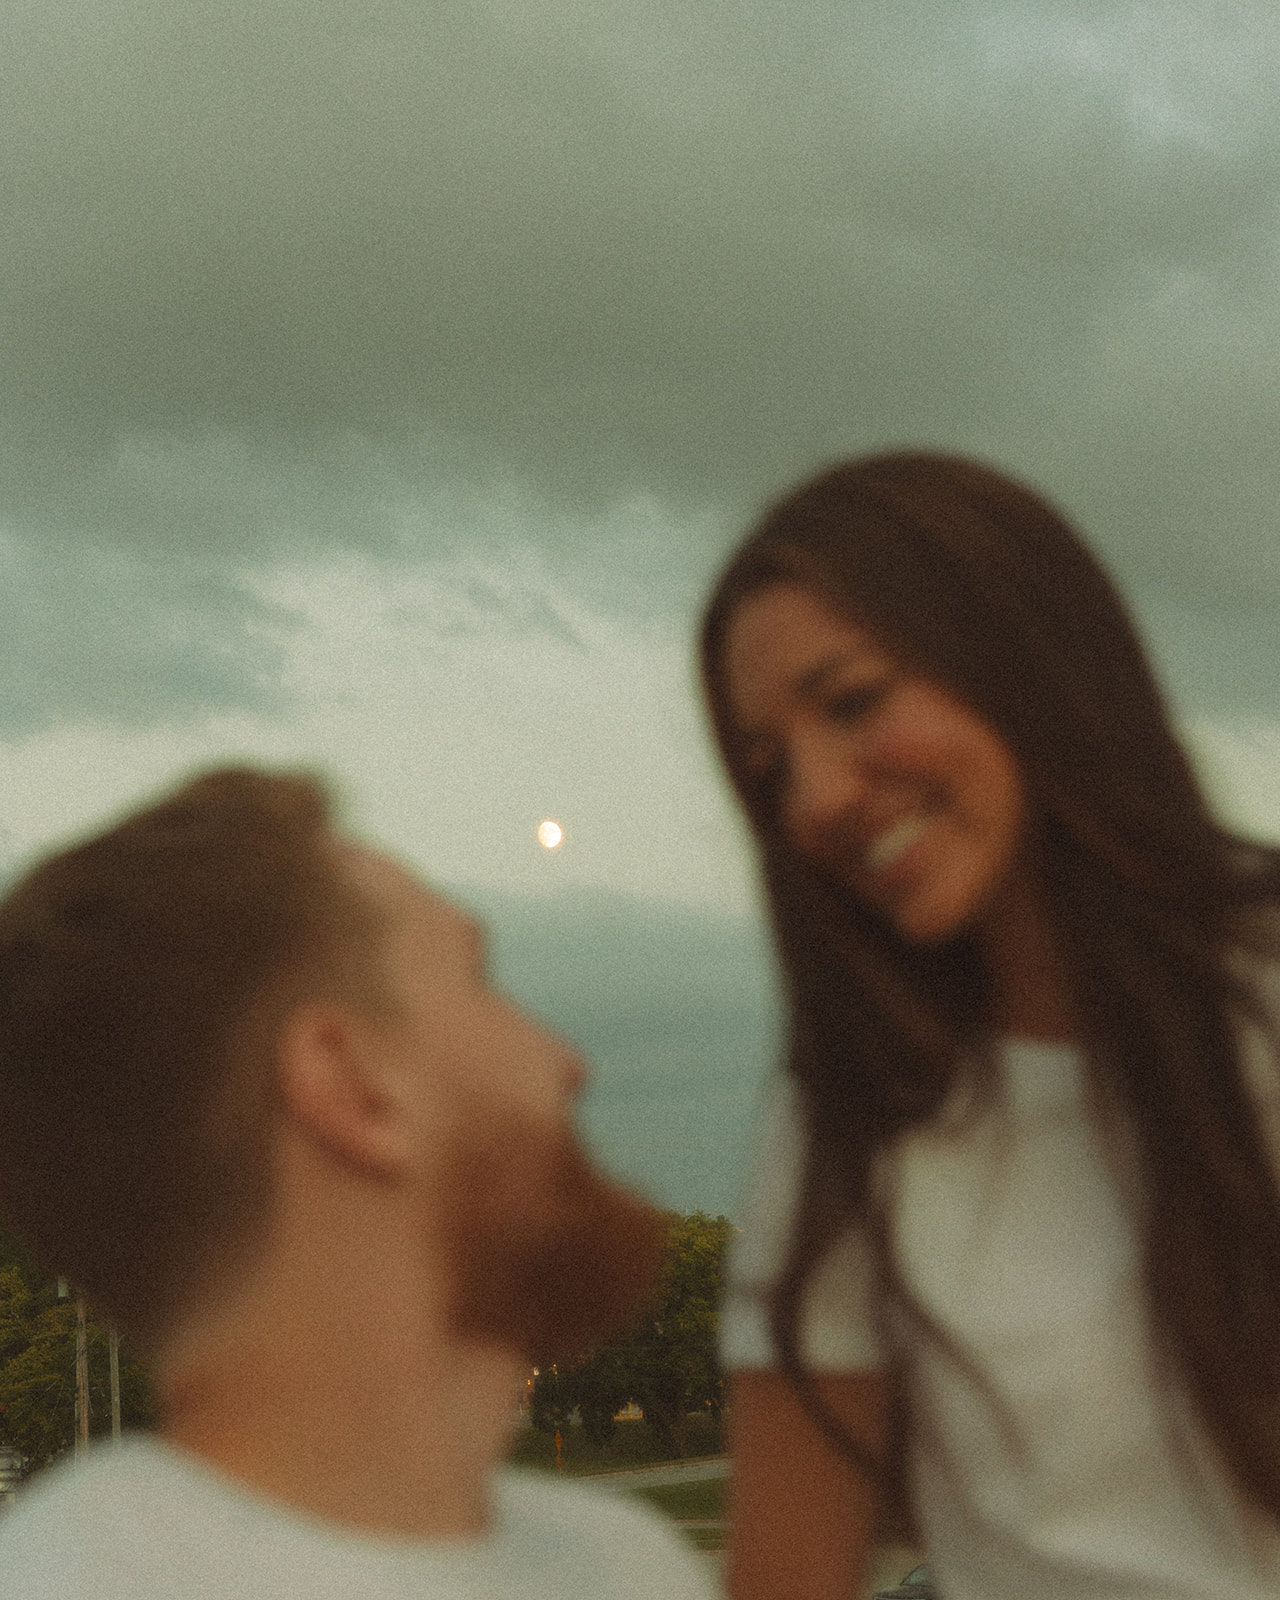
[826,681,888,723]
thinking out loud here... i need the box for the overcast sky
[2,0,1278,1215]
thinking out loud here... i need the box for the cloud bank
[4,0,1278,586]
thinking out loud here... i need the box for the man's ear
[275,1002,414,1177]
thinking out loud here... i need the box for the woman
[701,452,1280,1600]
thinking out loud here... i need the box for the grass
[633,1478,729,1556]
[631,1478,726,1521]
[506,1411,725,1476]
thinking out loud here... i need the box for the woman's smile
[862,810,931,876]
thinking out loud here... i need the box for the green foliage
[0,1234,153,1476]
[530,1210,731,1460]
[628,1211,730,1457]
[570,1340,629,1447]
[528,1364,575,1436]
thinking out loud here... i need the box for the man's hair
[0,766,381,1349]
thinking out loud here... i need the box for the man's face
[338,844,665,1366]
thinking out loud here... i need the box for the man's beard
[443,1120,667,1368]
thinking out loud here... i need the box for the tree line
[530,1211,731,1458]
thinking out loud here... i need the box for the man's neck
[155,1247,524,1539]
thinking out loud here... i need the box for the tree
[564,1338,633,1447]
[0,1235,152,1476]
[624,1212,729,1457]
[530,1211,731,1458]
[528,1363,575,1436]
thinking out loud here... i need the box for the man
[0,767,715,1599]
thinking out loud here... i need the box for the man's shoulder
[0,1443,157,1597]
[0,1449,717,1600]
[493,1463,682,1534]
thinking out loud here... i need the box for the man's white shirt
[0,1433,717,1600]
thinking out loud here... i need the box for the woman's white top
[720,1001,1280,1600]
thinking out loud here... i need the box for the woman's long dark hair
[701,452,1280,1518]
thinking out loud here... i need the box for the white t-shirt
[0,1434,717,1600]
[721,1017,1280,1600]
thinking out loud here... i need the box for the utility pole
[74,1292,89,1454]
[109,1326,121,1443]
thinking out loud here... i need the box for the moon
[536,819,563,850]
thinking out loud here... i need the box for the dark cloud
[2,0,1278,596]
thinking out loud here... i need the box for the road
[580,1456,728,1493]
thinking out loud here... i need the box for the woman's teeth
[864,814,928,873]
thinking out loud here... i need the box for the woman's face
[722,582,1028,946]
